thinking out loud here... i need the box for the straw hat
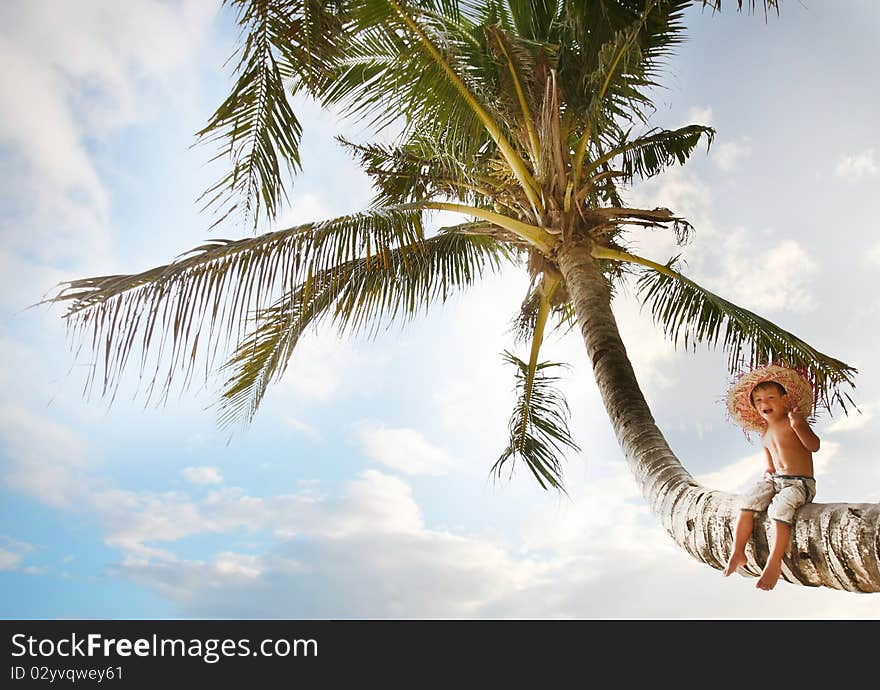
[726,364,816,433]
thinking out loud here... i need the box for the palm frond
[699,1,780,16]
[586,124,715,185]
[43,208,424,402]
[485,25,544,165]
[549,301,579,338]
[493,351,579,491]
[386,0,543,213]
[570,4,660,184]
[636,258,858,415]
[560,0,686,113]
[337,135,498,209]
[196,0,346,229]
[510,284,542,344]
[317,1,542,214]
[506,0,562,41]
[218,224,513,427]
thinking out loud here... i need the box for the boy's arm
[788,410,821,452]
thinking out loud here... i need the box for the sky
[1,0,879,619]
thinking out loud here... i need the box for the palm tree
[43,0,879,593]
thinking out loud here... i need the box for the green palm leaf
[319,3,504,151]
[218,225,511,427]
[507,0,559,41]
[635,257,857,415]
[586,124,716,185]
[493,351,579,492]
[196,0,346,229]
[337,135,499,209]
[43,208,424,401]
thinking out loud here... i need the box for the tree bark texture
[557,240,880,592]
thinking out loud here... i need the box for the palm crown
[45,0,852,494]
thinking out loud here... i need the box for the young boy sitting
[723,365,821,590]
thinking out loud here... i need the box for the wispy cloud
[0,535,36,572]
[0,548,23,571]
[282,417,322,441]
[705,232,817,313]
[0,404,90,508]
[685,105,714,127]
[712,137,752,171]
[355,424,458,476]
[823,405,872,434]
[181,466,223,485]
[0,0,217,293]
[834,149,878,179]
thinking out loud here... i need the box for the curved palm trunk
[557,240,880,593]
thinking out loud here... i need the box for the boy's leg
[756,520,792,591]
[757,481,807,590]
[723,510,755,576]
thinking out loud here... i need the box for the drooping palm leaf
[700,1,779,16]
[219,226,512,426]
[493,351,579,491]
[43,208,424,401]
[584,124,715,186]
[196,0,348,229]
[632,254,857,415]
[510,283,542,344]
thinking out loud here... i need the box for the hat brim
[726,365,815,433]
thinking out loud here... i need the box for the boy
[722,366,820,590]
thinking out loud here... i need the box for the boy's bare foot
[723,551,747,577]
[756,559,782,590]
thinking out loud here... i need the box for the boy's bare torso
[762,419,814,477]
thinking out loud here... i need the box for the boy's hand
[787,406,805,428]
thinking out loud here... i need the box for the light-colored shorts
[739,474,816,524]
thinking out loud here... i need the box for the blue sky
[2,0,879,618]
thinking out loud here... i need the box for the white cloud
[181,466,223,485]
[0,548,22,571]
[0,536,36,571]
[629,166,714,233]
[0,0,217,292]
[3,398,878,618]
[274,193,333,228]
[0,404,90,508]
[823,405,872,434]
[628,169,816,315]
[23,565,49,576]
[356,424,457,476]
[115,459,880,619]
[867,243,880,267]
[685,106,714,127]
[712,137,752,171]
[274,330,387,403]
[282,417,322,441]
[214,552,262,579]
[706,232,817,313]
[695,450,766,493]
[834,149,878,179]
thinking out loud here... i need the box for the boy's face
[750,384,788,423]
